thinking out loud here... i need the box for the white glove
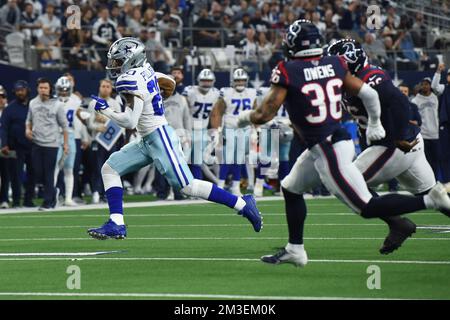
[366,120,386,145]
[237,110,253,128]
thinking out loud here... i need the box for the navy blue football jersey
[271,55,348,147]
[345,65,419,147]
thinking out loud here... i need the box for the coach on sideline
[26,78,68,211]
[432,63,450,182]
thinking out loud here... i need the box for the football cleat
[261,247,308,267]
[428,183,450,217]
[238,194,263,232]
[87,220,127,240]
[379,217,416,255]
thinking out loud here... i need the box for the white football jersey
[115,62,168,136]
[183,85,220,129]
[59,94,82,134]
[220,87,257,128]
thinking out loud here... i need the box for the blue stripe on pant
[107,125,193,191]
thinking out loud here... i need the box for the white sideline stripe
[0,292,413,300]
[0,223,390,229]
[0,236,448,241]
[0,251,121,257]
[0,257,449,265]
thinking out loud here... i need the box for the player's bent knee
[101,162,122,190]
[180,179,212,199]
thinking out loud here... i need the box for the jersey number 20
[301,78,343,124]
[147,79,164,115]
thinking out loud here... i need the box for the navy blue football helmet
[327,38,368,74]
[283,19,323,59]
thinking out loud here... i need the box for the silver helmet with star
[106,37,147,80]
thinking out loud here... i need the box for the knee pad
[101,162,122,190]
[181,179,212,199]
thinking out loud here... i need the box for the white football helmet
[232,68,248,92]
[197,68,215,93]
[55,76,72,102]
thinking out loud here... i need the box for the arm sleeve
[270,61,289,88]
[432,72,445,96]
[100,96,144,129]
[386,85,411,141]
[411,103,422,126]
[357,83,381,124]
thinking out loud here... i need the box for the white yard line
[0,236,448,241]
[0,256,449,265]
[0,292,415,300]
[0,251,122,257]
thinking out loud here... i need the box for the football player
[182,68,220,179]
[87,38,262,239]
[254,86,293,197]
[327,39,439,254]
[54,76,81,206]
[210,68,258,196]
[237,20,450,266]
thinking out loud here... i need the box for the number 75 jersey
[271,55,348,148]
[183,86,220,129]
[220,87,258,128]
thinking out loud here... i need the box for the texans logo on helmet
[342,42,358,63]
[286,23,301,48]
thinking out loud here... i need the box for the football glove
[366,120,386,145]
[237,110,253,128]
[91,95,109,112]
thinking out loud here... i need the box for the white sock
[255,178,264,186]
[218,180,225,188]
[234,197,246,211]
[423,194,435,209]
[110,213,124,225]
[64,169,74,202]
[232,180,240,190]
[286,243,304,253]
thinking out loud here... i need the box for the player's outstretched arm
[238,84,286,127]
[92,94,144,130]
[343,71,385,145]
[209,97,226,129]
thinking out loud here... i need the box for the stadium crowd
[0,0,449,72]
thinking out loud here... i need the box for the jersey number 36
[301,78,343,124]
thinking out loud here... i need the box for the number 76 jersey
[271,55,348,148]
[221,87,258,129]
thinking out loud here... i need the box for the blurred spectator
[312,11,326,36]
[144,28,170,73]
[142,8,157,28]
[236,13,253,36]
[36,3,61,40]
[412,78,440,179]
[26,78,68,210]
[0,85,9,208]
[193,8,220,47]
[28,0,43,16]
[35,3,62,67]
[171,66,185,95]
[411,12,427,47]
[0,0,21,30]
[257,32,273,72]
[128,6,143,37]
[251,10,271,34]
[239,28,258,72]
[432,64,450,182]
[362,32,393,71]
[0,80,35,208]
[20,2,39,43]
[92,6,121,66]
[399,83,422,127]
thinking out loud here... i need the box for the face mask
[235,85,245,92]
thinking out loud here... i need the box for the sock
[278,161,290,181]
[361,194,426,219]
[368,188,405,226]
[64,169,74,202]
[110,213,124,225]
[423,194,435,209]
[219,164,229,181]
[283,187,307,245]
[218,179,225,188]
[105,186,124,223]
[190,165,203,179]
[232,180,241,192]
[286,243,304,253]
[207,183,244,210]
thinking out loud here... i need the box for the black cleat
[379,217,416,255]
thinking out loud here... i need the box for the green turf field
[0,198,449,300]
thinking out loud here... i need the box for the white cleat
[261,246,308,267]
[428,183,450,213]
